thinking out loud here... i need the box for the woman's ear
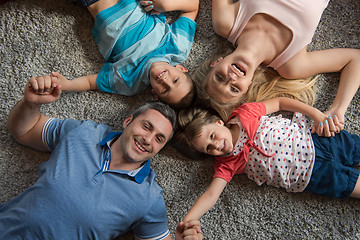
[210,57,223,67]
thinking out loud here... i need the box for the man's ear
[123,115,133,128]
[176,64,189,72]
[210,57,223,67]
[151,89,159,100]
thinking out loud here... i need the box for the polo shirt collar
[99,132,151,184]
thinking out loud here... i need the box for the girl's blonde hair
[171,107,221,159]
[192,53,317,120]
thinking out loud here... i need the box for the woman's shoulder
[212,0,240,38]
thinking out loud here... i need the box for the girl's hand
[311,115,344,137]
[175,220,203,240]
[140,0,161,15]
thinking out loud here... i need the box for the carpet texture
[1,0,359,239]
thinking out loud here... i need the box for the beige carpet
[1,0,359,239]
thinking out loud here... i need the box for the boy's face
[192,120,234,156]
[149,63,193,105]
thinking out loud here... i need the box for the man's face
[149,63,193,105]
[118,109,173,164]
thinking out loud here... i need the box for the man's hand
[25,75,62,105]
[175,219,203,240]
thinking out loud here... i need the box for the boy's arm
[262,97,341,137]
[51,72,98,92]
[183,177,228,223]
[7,75,62,152]
[140,0,199,21]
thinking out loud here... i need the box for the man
[0,75,202,240]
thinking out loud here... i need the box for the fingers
[322,119,332,137]
[314,115,344,137]
[332,115,344,131]
[175,221,185,234]
[28,75,57,95]
[183,228,203,240]
[185,219,201,233]
[139,0,154,12]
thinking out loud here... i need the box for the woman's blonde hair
[192,53,317,120]
[171,107,220,159]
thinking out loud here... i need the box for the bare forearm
[183,178,227,223]
[61,74,98,92]
[277,97,323,121]
[183,193,218,223]
[159,0,198,13]
[329,54,360,115]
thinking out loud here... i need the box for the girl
[193,0,360,122]
[176,97,360,225]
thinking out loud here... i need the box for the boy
[58,0,198,108]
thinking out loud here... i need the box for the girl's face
[192,120,234,156]
[206,55,254,104]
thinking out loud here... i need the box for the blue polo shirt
[0,118,169,240]
[92,0,197,96]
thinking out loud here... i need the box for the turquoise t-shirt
[92,0,197,96]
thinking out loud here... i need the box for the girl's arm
[277,48,360,125]
[51,72,98,92]
[262,97,340,137]
[183,177,228,223]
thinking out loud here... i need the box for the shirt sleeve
[132,193,170,240]
[42,118,84,151]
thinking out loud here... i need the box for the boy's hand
[140,0,161,14]
[175,220,203,240]
[25,75,61,105]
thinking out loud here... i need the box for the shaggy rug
[0,0,359,239]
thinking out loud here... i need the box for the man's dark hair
[131,101,177,139]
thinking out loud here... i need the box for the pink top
[228,0,329,69]
[214,102,315,192]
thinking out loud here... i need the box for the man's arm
[7,75,62,152]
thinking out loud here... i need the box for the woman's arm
[183,177,228,223]
[278,48,360,124]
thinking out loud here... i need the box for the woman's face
[206,54,254,103]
